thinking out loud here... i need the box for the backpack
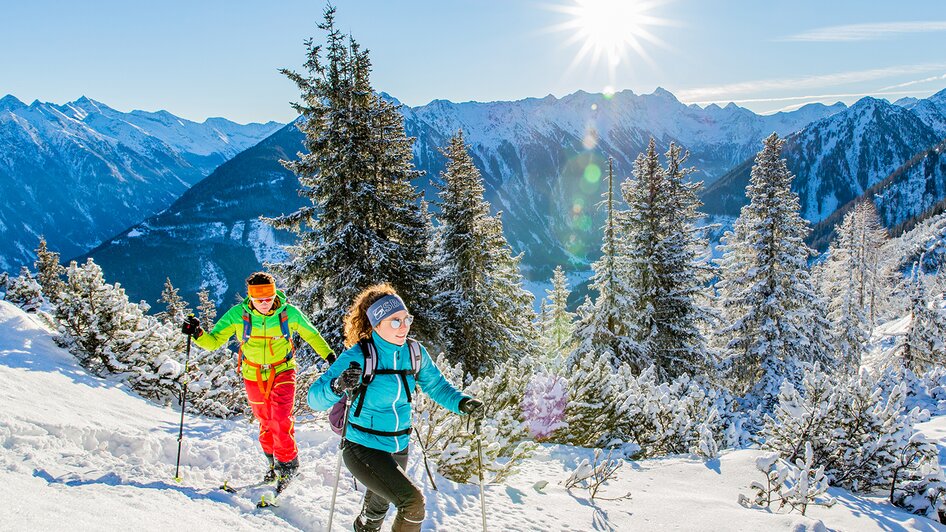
[329,337,422,436]
[237,307,295,400]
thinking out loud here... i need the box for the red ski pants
[245,369,297,462]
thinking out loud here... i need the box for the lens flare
[545,0,671,84]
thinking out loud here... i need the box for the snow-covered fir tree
[156,277,190,327]
[196,288,217,330]
[762,366,943,507]
[897,264,946,373]
[0,272,8,296]
[55,259,181,403]
[265,6,436,347]
[574,158,636,367]
[715,133,833,409]
[431,130,537,376]
[6,266,43,313]
[617,140,713,380]
[817,208,872,372]
[537,265,577,371]
[558,347,624,447]
[34,238,66,306]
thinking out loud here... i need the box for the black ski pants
[343,441,425,532]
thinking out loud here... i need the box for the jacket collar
[371,331,406,356]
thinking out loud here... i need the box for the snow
[1,300,943,531]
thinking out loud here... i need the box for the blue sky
[2,0,945,124]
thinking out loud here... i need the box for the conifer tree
[618,140,713,380]
[716,133,832,408]
[849,202,890,328]
[196,289,217,330]
[156,277,189,327]
[574,158,636,367]
[432,130,536,376]
[55,259,180,402]
[34,238,66,305]
[6,267,43,313]
[265,6,436,347]
[538,265,577,370]
[898,264,946,372]
[818,208,871,372]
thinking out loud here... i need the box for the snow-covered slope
[0,95,282,272]
[1,301,941,531]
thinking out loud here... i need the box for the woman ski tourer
[181,271,335,491]
[308,283,483,532]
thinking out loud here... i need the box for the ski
[218,479,270,494]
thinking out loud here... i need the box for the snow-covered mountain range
[702,88,946,240]
[83,88,847,307]
[0,95,282,271]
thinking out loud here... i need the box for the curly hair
[344,283,398,348]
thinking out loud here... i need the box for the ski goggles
[247,282,277,304]
[388,315,414,329]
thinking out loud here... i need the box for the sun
[546,0,669,82]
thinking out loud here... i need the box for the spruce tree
[898,264,946,372]
[618,140,713,380]
[196,288,217,330]
[538,265,577,371]
[432,130,536,376]
[716,133,833,408]
[818,208,871,372]
[156,277,189,327]
[34,238,66,306]
[265,6,436,347]
[574,158,636,367]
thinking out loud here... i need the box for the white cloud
[880,73,946,91]
[782,21,946,42]
[676,64,946,102]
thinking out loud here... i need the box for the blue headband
[366,295,407,327]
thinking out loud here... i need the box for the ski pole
[328,362,359,531]
[173,321,194,482]
[475,417,487,532]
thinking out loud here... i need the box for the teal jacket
[308,331,467,453]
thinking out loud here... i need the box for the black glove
[459,397,484,417]
[331,363,362,395]
[181,315,203,338]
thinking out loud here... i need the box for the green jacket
[194,290,334,380]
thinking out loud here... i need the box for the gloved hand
[181,315,203,338]
[459,397,484,417]
[331,364,362,395]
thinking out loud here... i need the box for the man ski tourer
[181,272,335,491]
[308,283,483,532]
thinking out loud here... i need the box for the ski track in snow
[1,300,944,531]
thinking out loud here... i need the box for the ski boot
[262,453,277,483]
[275,457,299,494]
[353,513,384,532]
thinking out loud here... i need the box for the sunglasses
[388,315,414,329]
[251,296,276,304]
